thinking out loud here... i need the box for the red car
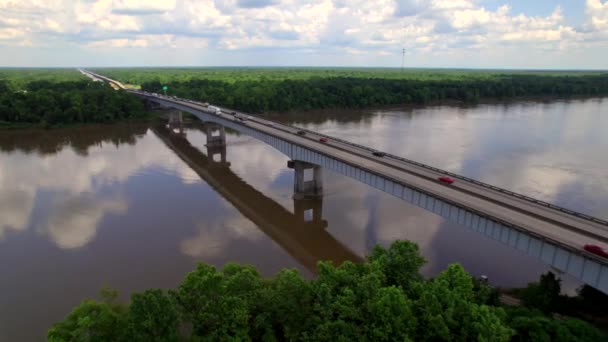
[584,244,608,258]
[438,176,455,184]
[319,137,328,143]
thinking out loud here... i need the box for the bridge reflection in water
[152,124,363,273]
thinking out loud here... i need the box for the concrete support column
[288,160,323,199]
[294,197,326,228]
[168,110,184,135]
[145,99,163,110]
[206,144,230,167]
[205,123,226,147]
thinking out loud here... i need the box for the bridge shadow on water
[152,124,363,274]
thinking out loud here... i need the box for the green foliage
[0,68,86,89]
[47,289,127,342]
[176,263,262,340]
[504,307,604,342]
[124,289,181,342]
[368,240,425,292]
[0,69,149,127]
[93,67,607,85]
[521,271,562,313]
[49,241,605,341]
[473,278,501,306]
[92,67,608,113]
[410,264,512,341]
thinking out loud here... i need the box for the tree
[124,289,180,341]
[48,241,607,341]
[367,240,426,292]
[505,307,604,342]
[521,271,562,313]
[47,300,125,342]
[176,263,257,340]
[411,264,512,341]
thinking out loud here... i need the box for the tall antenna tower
[400,48,405,71]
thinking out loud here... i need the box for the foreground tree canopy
[48,240,604,341]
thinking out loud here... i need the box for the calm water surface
[1,98,607,340]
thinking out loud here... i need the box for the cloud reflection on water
[0,128,211,248]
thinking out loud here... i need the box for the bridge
[83,69,608,293]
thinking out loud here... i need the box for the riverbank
[0,115,159,130]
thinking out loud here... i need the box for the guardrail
[124,89,608,228]
[274,121,608,228]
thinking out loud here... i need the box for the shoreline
[265,94,607,115]
[2,95,606,130]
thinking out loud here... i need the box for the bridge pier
[288,160,323,199]
[206,144,230,167]
[294,197,327,228]
[204,123,226,147]
[167,111,184,135]
[145,99,163,110]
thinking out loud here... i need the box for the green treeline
[141,74,608,112]
[0,79,148,127]
[48,241,605,341]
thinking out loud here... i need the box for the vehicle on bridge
[297,130,306,136]
[584,244,608,258]
[319,137,328,143]
[372,151,386,157]
[208,106,222,115]
[438,176,455,185]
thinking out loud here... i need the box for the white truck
[208,106,222,115]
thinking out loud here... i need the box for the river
[1,98,607,340]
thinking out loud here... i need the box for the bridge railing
[274,120,608,228]
[134,91,608,228]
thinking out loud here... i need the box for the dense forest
[0,70,148,127]
[2,68,608,126]
[48,240,606,341]
[94,67,607,84]
[137,74,608,112]
[96,67,608,113]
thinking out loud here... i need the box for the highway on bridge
[83,69,608,283]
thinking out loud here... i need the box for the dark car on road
[438,176,455,184]
[584,244,608,258]
[372,151,385,157]
[296,130,306,135]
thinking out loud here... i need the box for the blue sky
[0,0,607,69]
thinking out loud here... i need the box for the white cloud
[0,0,606,67]
[44,194,129,249]
[587,0,608,31]
[0,189,34,239]
[112,0,177,15]
[180,215,265,259]
[0,129,211,247]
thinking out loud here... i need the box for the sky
[0,0,607,69]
